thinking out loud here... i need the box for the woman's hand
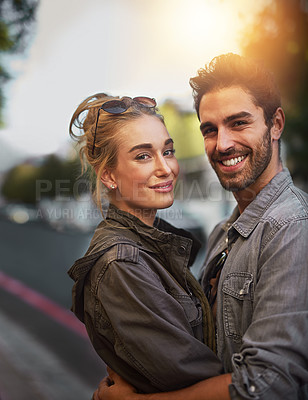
[92,367,138,400]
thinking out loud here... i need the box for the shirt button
[178,245,186,256]
[250,385,256,393]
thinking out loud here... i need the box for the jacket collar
[223,168,293,239]
[68,204,201,281]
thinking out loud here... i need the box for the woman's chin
[158,198,174,210]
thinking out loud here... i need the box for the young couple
[68,53,308,400]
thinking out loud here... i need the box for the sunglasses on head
[92,96,157,155]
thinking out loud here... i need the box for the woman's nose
[155,156,172,176]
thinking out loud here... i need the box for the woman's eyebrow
[129,138,174,153]
[129,143,152,153]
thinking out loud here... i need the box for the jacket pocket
[177,295,202,326]
[168,287,202,325]
[222,272,254,343]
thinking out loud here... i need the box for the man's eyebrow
[199,121,213,131]
[200,111,253,132]
[223,111,253,124]
[128,138,174,153]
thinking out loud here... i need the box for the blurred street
[0,217,106,400]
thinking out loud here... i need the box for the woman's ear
[271,107,285,141]
[99,168,117,190]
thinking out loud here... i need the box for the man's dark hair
[189,53,281,128]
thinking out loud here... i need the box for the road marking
[0,311,95,400]
[0,271,88,339]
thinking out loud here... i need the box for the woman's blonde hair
[69,93,164,213]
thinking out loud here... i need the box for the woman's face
[108,114,179,225]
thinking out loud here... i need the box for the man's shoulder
[244,169,308,229]
[266,180,308,222]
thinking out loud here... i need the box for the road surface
[0,217,106,400]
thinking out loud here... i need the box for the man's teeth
[222,156,245,167]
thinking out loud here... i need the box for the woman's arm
[87,251,222,393]
[93,368,232,400]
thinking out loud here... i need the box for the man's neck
[233,163,283,214]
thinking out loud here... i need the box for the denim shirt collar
[223,168,292,241]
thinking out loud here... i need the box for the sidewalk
[0,310,94,400]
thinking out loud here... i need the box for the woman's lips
[149,180,174,192]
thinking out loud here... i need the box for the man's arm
[93,368,232,400]
[228,220,308,399]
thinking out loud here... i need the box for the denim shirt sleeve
[229,219,308,400]
[93,251,222,392]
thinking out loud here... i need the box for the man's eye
[233,120,247,127]
[164,149,175,157]
[202,127,216,136]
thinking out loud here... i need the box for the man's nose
[216,128,234,153]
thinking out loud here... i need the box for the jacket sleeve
[229,220,308,400]
[91,248,222,393]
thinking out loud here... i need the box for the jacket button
[178,245,186,255]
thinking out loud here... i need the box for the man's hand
[92,367,138,400]
[92,368,232,400]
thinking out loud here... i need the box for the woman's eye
[136,153,150,160]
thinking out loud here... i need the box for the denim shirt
[201,168,308,399]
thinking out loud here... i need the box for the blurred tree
[1,162,40,203]
[241,0,308,186]
[38,154,84,200]
[1,153,84,204]
[160,101,212,201]
[159,100,204,160]
[0,0,39,125]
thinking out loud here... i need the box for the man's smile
[220,155,246,167]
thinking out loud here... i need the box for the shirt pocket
[222,272,254,343]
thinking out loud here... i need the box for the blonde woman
[68,94,222,394]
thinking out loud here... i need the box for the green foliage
[159,101,204,160]
[0,0,39,53]
[1,153,84,204]
[0,0,39,124]
[1,162,40,203]
[241,0,308,185]
[38,154,82,199]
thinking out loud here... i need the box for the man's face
[199,86,273,192]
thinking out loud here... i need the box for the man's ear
[271,107,285,141]
[99,168,117,190]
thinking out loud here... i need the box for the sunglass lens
[101,100,127,114]
[133,97,156,107]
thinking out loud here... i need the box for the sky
[0,0,266,170]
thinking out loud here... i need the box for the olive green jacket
[68,205,222,393]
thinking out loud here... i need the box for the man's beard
[211,126,272,192]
